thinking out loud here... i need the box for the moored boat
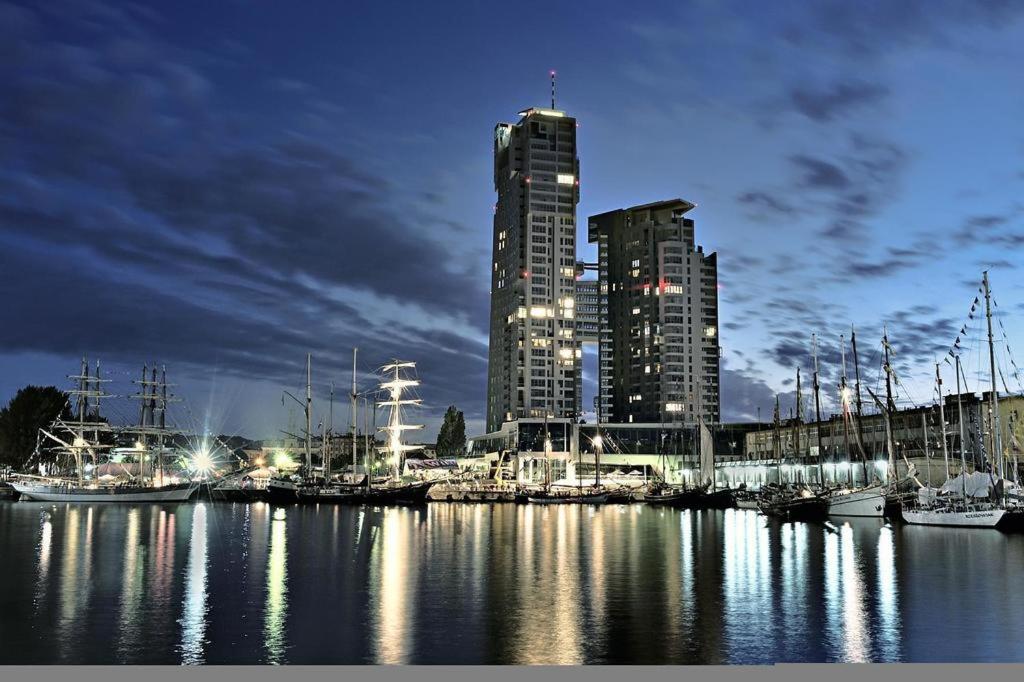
[11,478,195,503]
[827,486,886,517]
[641,486,703,507]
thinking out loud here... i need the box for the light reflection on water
[178,503,209,664]
[264,506,288,664]
[3,502,1024,664]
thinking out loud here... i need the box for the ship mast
[130,363,177,485]
[305,354,312,474]
[811,334,824,488]
[850,326,868,483]
[379,360,423,483]
[983,271,1003,485]
[882,326,897,482]
[351,348,358,482]
[839,334,852,485]
[936,362,949,482]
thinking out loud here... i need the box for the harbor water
[1,501,1023,664]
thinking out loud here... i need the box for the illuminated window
[557,174,575,185]
[705,326,717,338]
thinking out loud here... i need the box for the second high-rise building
[588,199,720,425]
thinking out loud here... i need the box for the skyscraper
[487,105,580,432]
[588,199,720,425]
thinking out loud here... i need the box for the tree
[436,405,467,458]
[0,386,72,469]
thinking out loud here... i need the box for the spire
[550,69,556,109]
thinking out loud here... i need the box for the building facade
[587,199,720,425]
[486,107,581,432]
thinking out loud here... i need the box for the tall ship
[291,356,436,505]
[10,359,196,503]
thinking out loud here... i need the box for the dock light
[254,456,265,468]
[592,435,603,449]
[192,448,213,474]
[274,451,295,470]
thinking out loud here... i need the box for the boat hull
[642,489,703,508]
[429,487,516,502]
[828,488,885,517]
[902,507,1007,528]
[266,479,301,504]
[10,481,195,503]
[298,481,435,506]
[692,489,735,510]
[526,493,609,505]
[759,496,828,522]
[211,487,269,503]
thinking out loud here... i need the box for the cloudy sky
[2,0,1024,440]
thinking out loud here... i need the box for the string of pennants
[943,284,982,366]
[992,295,1024,392]
[941,282,1024,394]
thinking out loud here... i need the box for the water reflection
[57,506,93,661]
[876,524,900,660]
[839,525,868,662]
[5,502,1024,664]
[264,506,288,664]
[33,510,53,611]
[722,509,772,661]
[371,508,417,664]
[179,504,209,664]
[117,508,143,659]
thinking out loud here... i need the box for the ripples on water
[1,502,1023,664]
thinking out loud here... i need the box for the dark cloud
[736,191,797,217]
[790,155,851,189]
[0,1,490,432]
[789,80,889,122]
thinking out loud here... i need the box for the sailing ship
[266,353,317,504]
[826,329,886,517]
[690,416,735,509]
[296,358,436,505]
[11,359,196,503]
[901,272,1024,529]
[755,371,828,521]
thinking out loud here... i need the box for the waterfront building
[587,199,720,426]
[716,392,1024,488]
[466,418,702,487]
[486,105,581,432]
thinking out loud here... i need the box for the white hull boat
[527,492,609,505]
[902,505,1007,528]
[827,487,885,517]
[11,480,195,503]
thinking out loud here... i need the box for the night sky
[3,0,1024,441]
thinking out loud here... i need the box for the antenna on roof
[550,69,556,109]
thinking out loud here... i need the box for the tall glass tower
[486,105,580,432]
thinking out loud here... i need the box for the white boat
[902,504,1007,528]
[827,486,885,517]
[526,491,609,505]
[11,479,194,503]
